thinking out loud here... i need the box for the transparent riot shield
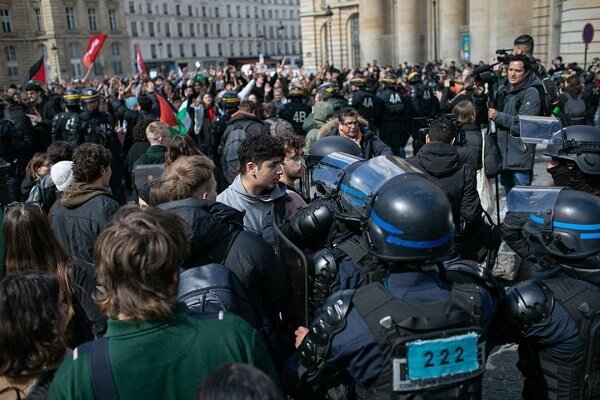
[311,152,364,196]
[506,186,564,231]
[273,221,309,327]
[519,115,562,144]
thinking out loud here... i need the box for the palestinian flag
[177,100,192,135]
[156,93,187,136]
[28,56,46,83]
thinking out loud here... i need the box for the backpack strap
[90,337,119,400]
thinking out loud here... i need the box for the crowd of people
[0,33,599,400]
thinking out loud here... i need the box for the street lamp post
[324,5,333,65]
[432,0,438,62]
[51,43,60,82]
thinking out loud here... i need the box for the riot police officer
[289,173,497,399]
[51,90,82,146]
[278,86,312,136]
[79,88,126,204]
[210,91,240,191]
[494,188,600,400]
[376,74,415,157]
[408,71,441,154]
[318,82,347,114]
[348,75,383,133]
[544,125,600,195]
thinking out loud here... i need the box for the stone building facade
[301,0,600,70]
[0,0,131,84]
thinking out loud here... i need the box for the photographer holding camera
[474,54,544,194]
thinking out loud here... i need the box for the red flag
[28,56,46,83]
[82,34,107,68]
[156,93,178,128]
[135,43,147,75]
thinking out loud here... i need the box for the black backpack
[562,93,587,126]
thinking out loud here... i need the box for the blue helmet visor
[519,115,562,144]
[312,152,364,195]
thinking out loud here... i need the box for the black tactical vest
[352,282,485,400]
[519,276,600,400]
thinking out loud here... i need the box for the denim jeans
[500,169,532,196]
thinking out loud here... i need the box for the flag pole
[82,62,95,82]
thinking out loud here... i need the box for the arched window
[68,42,83,79]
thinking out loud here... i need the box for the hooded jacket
[49,182,119,263]
[317,119,392,159]
[474,72,543,170]
[407,142,483,228]
[304,101,335,153]
[217,175,289,248]
[157,198,287,315]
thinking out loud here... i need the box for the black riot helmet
[335,155,425,224]
[362,173,454,261]
[317,82,339,97]
[80,88,100,103]
[305,136,362,168]
[544,125,600,175]
[288,86,305,99]
[62,89,81,108]
[582,70,595,85]
[407,71,422,85]
[302,137,362,200]
[221,91,240,111]
[381,74,398,89]
[524,189,600,261]
[350,74,369,89]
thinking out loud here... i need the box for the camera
[495,48,513,64]
[415,114,465,146]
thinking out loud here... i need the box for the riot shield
[274,221,310,327]
[519,115,562,144]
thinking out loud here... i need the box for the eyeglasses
[342,120,359,127]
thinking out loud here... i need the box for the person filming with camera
[474,54,544,194]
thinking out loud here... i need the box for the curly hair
[164,135,202,167]
[93,206,189,321]
[238,134,285,174]
[46,141,74,164]
[72,143,112,183]
[0,271,67,377]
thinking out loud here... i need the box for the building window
[167,43,172,58]
[236,5,241,18]
[191,43,196,57]
[210,24,213,35]
[177,22,183,37]
[202,6,206,17]
[34,8,43,32]
[246,6,250,18]
[7,65,18,80]
[146,2,152,14]
[239,42,244,56]
[129,1,134,13]
[218,43,222,56]
[216,24,220,36]
[131,21,138,37]
[190,23,194,37]
[205,43,210,57]
[109,10,117,31]
[203,24,208,37]
[188,5,193,16]
[68,42,83,78]
[88,8,97,30]
[292,42,296,54]
[175,4,180,16]
[247,23,251,37]
[164,22,170,37]
[249,42,253,54]
[163,3,168,15]
[150,44,156,59]
[4,46,16,62]
[228,24,232,37]
[227,5,231,17]
[93,61,104,76]
[149,22,155,37]
[66,7,76,30]
[350,14,361,68]
[229,42,234,56]
[215,7,219,18]
[238,24,242,36]
[180,43,185,57]
[140,21,145,34]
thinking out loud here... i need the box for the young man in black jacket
[407,117,483,259]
